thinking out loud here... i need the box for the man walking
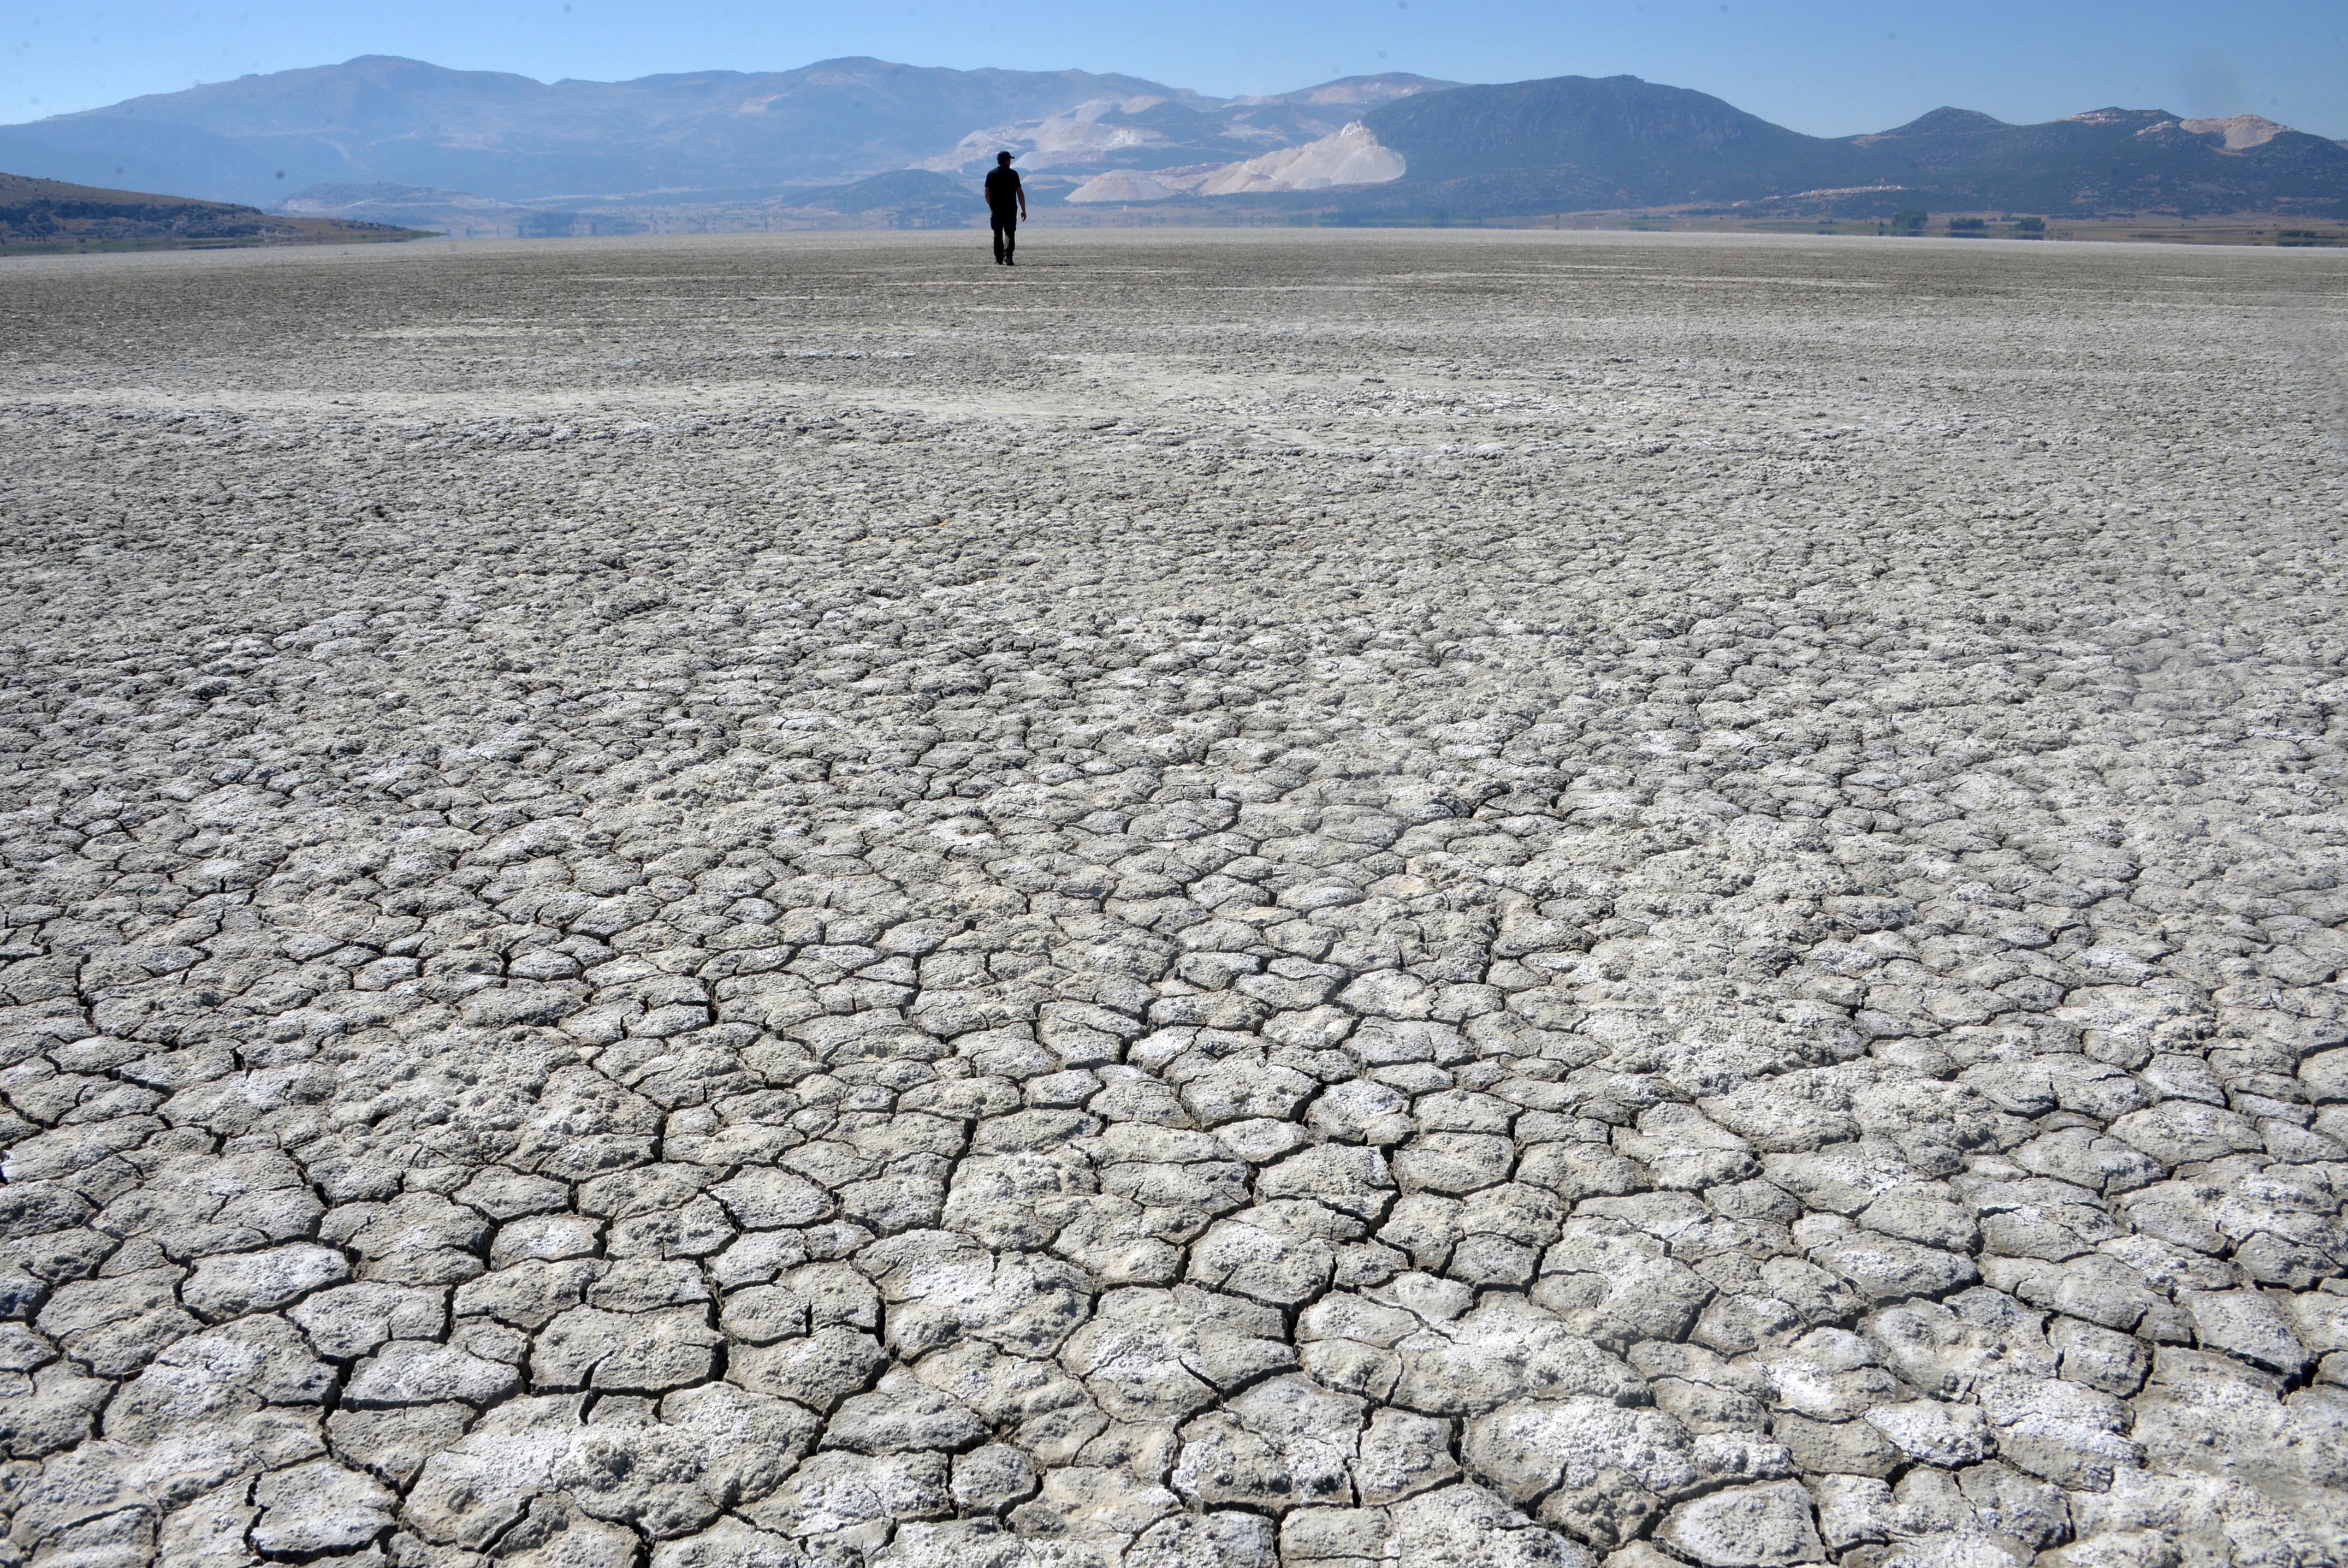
[985,151,1026,266]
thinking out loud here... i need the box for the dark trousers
[990,210,1017,262]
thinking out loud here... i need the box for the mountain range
[1342,82,2348,221]
[2,55,2343,231]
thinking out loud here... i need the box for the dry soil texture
[3,229,2348,1568]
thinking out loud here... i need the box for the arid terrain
[3,229,2347,1567]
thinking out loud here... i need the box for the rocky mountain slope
[920,74,1450,181]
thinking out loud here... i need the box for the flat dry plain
[3,229,2347,1568]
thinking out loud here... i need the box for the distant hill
[0,57,1450,214]
[4,57,2341,231]
[1362,75,1868,204]
[0,170,424,251]
[0,55,1201,209]
[1342,77,2348,219]
[1841,105,2348,218]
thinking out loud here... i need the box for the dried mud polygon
[2,229,2347,1567]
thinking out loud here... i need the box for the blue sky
[5,0,2344,138]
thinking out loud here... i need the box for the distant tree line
[1879,211,2049,238]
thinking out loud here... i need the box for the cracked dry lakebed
[2,228,2348,1568]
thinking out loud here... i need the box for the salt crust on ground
[1,229,2346,1566]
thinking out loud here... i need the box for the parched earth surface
[2,228,2347,1568]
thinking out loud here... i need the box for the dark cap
[997,150,1015,163]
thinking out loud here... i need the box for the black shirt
[985,166,1022,213]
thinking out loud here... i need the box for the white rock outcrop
[2177,114,2288,150]
[1065,169,1186,205]
[1196,122,1406,195]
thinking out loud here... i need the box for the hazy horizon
[5,0,2346,142]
